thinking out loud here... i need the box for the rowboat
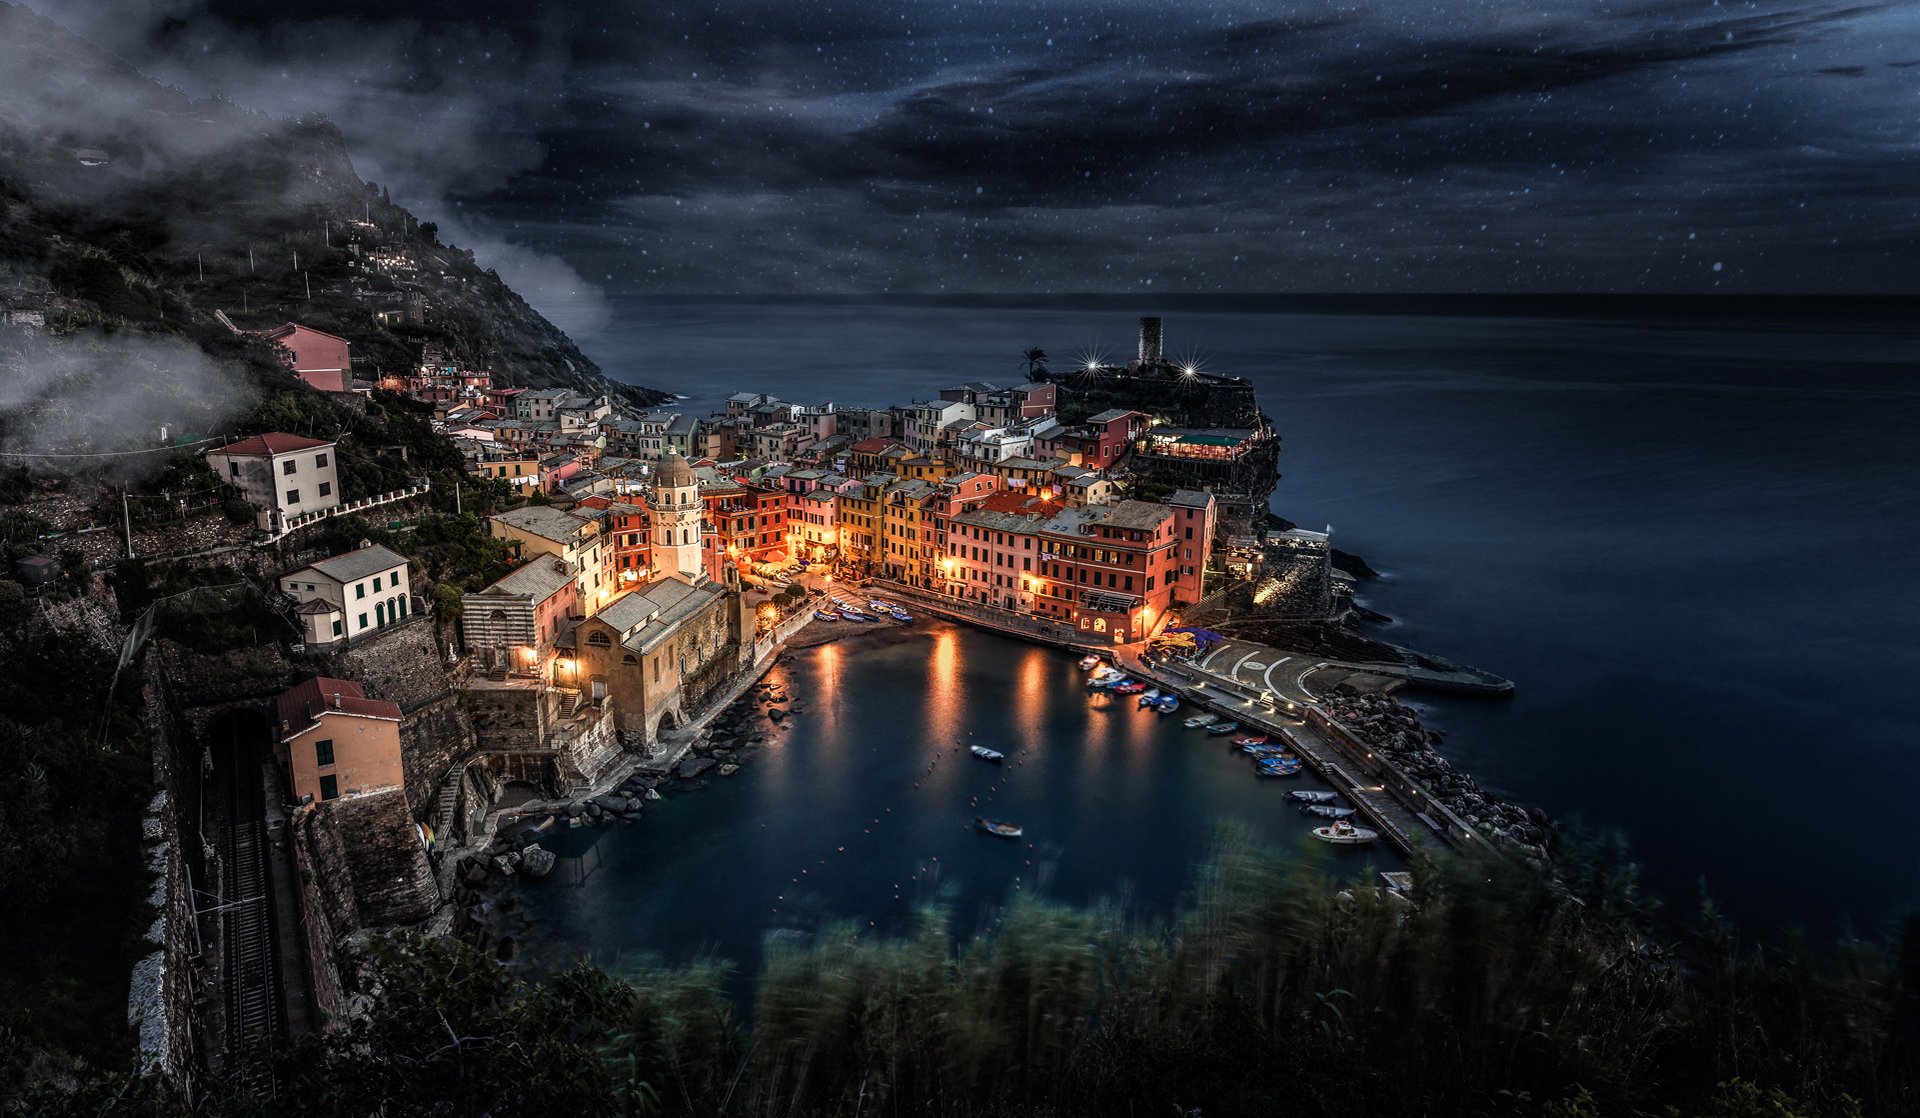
[1112,681,1147,695]
[1290,790,1339,804]
[813,610,838,622]
[1183,713,1218,729]
[838,609,875,622]
[1136,689,1162,707]
[1231,735,1268,748]
[1256,758,1303,777]
[1311,820,1379,845]
[1205,721,1241,736]
[1153,695,1180,713]
[975,818,1024,838]
[969,745,1005,763]
[1303,805,1356,819]
[1077,655,1102,670]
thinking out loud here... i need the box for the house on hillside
[206,433,340,532]
[279,543,413,646]
[260,322,352,392]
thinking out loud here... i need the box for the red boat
[1232,735,1269,748]
[1112,681,1148,694]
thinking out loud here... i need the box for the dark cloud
[25,0,1920,298]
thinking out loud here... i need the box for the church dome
[655,452,696,489]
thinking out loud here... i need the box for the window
[587,631,611,646]
[358,613,368,629]
[316,453,328,468]
[315,739,335,767]
[372,574,383,591]
[356,584,366,599]
[285,488,300,504]
[228,461,241,477]
[331,619,343,636]
[318,774,339,801]
[283,460,298,476]
[319,482,332,497]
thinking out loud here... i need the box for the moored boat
[888,610,914,623]
[1153,695,1180,713]
[1183,713,1218,728]
[1256,758,1304,777]
[1136,688,1162,707]
[1112,681,1147,694]
[969,745,1005,763]
[1231,735,1268,748]
[1290,790,1339,804]
[1206,721,1241,735]
[975,817,1024,838]
[1311,820,1379,845]
[1303,805,1356,819]
[838,609,875,622]
[813,609,838,621]
[1077,655,1102,671]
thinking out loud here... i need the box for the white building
[279,543,413,645]
[206,433,341,531]
[903,399,973,456]
[649,453,705,582]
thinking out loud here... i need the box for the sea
[511,295,1920,975]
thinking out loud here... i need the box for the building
[648,453,705,582]
[517,388,572,422]
[273,676,404,805]
[260,322,352,392]
[564,573,744,744]
[902,399,973,456]
[279,543,412,645]
[1164,489,1218,606]
[701,481,788,578]
[489,505,611,614]
[460,555,580,674]
[574,496,651,588]
[467,452,541,488]
[206,432,340,532]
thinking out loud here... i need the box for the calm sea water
[515,623,1386,976]
[539,296,1920,947]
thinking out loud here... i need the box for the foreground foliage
[12,828,1914,1117]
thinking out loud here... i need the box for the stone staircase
[430,761,468,844]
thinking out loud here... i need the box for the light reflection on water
[512,622,1390,981]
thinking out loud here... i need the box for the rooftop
[1084,408,1139,425]
[297,544,408,585]
[1098,500,1175,532]
[477,556,575,601]
[1166,489,1215,509]
[213,432,333,457]
[276,676,401,741]
[493,505,593,545]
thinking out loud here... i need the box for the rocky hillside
[0,0,662,407]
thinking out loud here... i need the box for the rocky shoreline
[1320,684,1555,864]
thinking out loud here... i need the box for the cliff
[0,0,664,406]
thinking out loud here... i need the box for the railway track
[221,729,280,1059]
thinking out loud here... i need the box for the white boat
[969,745,1005,763]
[1136,688,1161,707]
[1303,805,1356,820]
[1290,790,1339,804]
[1183,713,1218,728]
[1311,820,1379,846]
[1077,655,1101,671]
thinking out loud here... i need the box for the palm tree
[1021,347,1049,380]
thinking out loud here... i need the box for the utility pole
[122,489,134,559]
[248,247,255,273]
[293,249,300,270]
[455,484,462,515]
[197,252,203,283]
[304,272,311,301]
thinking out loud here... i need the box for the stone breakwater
[1321,685,1555,864]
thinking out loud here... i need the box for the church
[564,453,750,745]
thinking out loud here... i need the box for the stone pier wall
[329,620,477,817]
[287,810,351,1027]
[308,790,438,926]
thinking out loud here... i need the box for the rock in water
[677,756,717,779]
[719,763,740,776]
[520,845,557,879]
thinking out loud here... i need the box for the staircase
[430,762,468,844]
[558,691,580,719]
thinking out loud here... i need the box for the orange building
[273,676,405,804]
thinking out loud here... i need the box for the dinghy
[1303,805,1357,820]
[1290,790,1339,804]
[1077,655,1102,671]
[1311,820,1379,845]
[1153,695,1181,713]
[813,610,839,622]
[975,818,1024,838]
[1183,713,1218,729]
[1206,721,1241,736]
[969,745,1005,763]
[1136,689,1162,707]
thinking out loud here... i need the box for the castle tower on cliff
[649,453,705,582]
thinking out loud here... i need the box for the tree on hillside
[1021,346,1049,380]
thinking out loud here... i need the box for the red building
[574,496,651,588]
[700,482,788,579]
[261,322,351,393]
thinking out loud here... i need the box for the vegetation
[11,829,1914,1116]
[0,628,153,1079]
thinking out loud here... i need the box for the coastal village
[5,307,1512,1089]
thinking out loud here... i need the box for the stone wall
[288,810,352,1026]
[307,790,438,926]
[467,684,542,753]
[127,683,199,1098]
[328,618,477,817]
[556,705,621,788]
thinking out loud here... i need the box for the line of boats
[816,597,914,624]
[1079,656,1379,846]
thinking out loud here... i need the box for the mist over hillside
[0,0,665,479]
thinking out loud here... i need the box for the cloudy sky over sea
[37,0,1920,312]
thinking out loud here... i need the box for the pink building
[261,322,352,393]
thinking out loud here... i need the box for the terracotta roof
[851,437,903,453]
[276,676,401,741]
[655,452,696,488]
[214,432,333,457]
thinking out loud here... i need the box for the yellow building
[274,676,404,804]
[468,454,541,488]
[837,475,887,571]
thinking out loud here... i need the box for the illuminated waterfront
[509,621,1393,977]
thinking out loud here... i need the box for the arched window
[586,631,611,647]
[622,654,637,665]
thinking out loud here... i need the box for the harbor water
[553,295,1918,943]
[511,622,1388,977]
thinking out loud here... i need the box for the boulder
[677,756,717,779]
[520,845,557,879]
[719,763,740,776]
[644,788,662,802]
[767,707,786,722]
[491,855,517,877]
[464,864,490,886]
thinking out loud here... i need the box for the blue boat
[813,609,838,622]
[1206,721,1242,736]
[1256,758,1304,777]
[1136,688,1162,707]
[1153,695,1180,713]
[838,609,875,622]
[888,609,914,623]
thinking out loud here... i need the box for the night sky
[32,0,1920,316]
